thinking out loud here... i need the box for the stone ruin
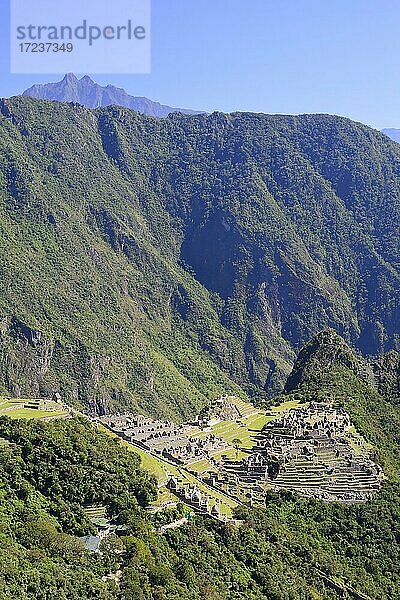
[166,475,223,519]
[223,401,383,502]
[193,395,242,427]
[99,413,230,466]
[99,399,384,507]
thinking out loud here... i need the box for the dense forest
[0,97,399,418]
[0,416,156,599]
[1,332,400,599]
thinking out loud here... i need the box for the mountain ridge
[382,128,400,143]
[22,73,201,117]
[0,96,399,417]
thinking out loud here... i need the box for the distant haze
[381,128,400,143]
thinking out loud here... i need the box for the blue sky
[1,0,400,129]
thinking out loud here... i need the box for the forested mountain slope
[0,96,399,417]
[285,329,400,478]
[2,333,400,599]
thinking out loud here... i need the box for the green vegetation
[271,399,302,412]
[209,420,255,446]
[0,415,156,599]
[0,97,400,417]
[0,333,400,598]
[0,398,68,419]
[1,96,400,598]
[243,413,271,429]
[186,396,274,471]
[0,397,68,419]
[99,424,168,483]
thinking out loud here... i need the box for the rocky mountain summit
[22,73,200,117]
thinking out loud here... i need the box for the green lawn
[244,413,273,430]
[6,408,67,420]
[0,397,68,420]
[271,399,301,412]
[129,445,170,481]
[169,397,277,498]
[190,397,285,457]
[99,425,169,482]
[0,399,24,411]
[187,458,211,473]
[208,419,261,449]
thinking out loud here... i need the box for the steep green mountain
[285,329,400,478]
[2,334,400,599]
[371,350,400,403]
[0,96,399,417]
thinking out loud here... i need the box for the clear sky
[1,0,400,129]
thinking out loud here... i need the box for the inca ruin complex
[98,396,383,510]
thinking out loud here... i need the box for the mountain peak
[80,75,95,84]
[381,128,400,143]
[284,329,360,393]
[22,74,201,118]
[63,73,78,83]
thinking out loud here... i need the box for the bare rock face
[0,316,55,397]
[0,316,116,414]
[382,128,400,143]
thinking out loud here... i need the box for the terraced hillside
[235,401,382,502]
[0,396,69,419]
[98,396,273,517]
[99,423,238,518]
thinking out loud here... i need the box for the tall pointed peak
[22,75,201,116]
[284,329,359,393]
[63,73,78,83]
